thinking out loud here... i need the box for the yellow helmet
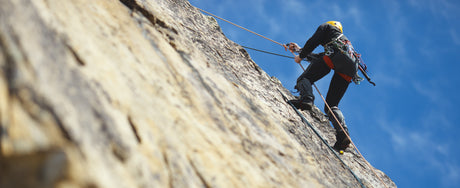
[326,21,343,33]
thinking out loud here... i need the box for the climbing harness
[198,7,387,188]
[278,89,366,188]
[323,34,359,84]
[322,34,375,86]
[323,34,344,56]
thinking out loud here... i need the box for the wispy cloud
[282,0,307,17]
[375,114,407,150]
[383,0,414,74]
[408,0,460,19]
[377,110,460,187]
[445,164,460,187]
[450,29,460,46]
[407,0,460,47]
[411,79,453,114]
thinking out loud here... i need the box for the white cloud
[444,164,460,186]
[412,81,439,103]
[419,108,453,131]
[266,17,282,37]
[372,72,403,88]
[384,0,412,68]
[407,0,460,47]
[377,111,460,186]
[282,0,307,17]
[408,0,460,19]
[450,29,460,46]
[376,116,407,150]
[411,79,454,113]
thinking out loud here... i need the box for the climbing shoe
[289,99,313,111]
[333,130,351,151]
[333,138,351,152]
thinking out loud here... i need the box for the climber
[287,21,360,151]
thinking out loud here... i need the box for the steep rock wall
[0,0,396,187]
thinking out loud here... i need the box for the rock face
[0,0,396,187]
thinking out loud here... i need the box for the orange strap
[322,55,352,82]
[323,55,335,69]
[338,73,352,82]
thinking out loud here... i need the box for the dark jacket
[299,23,358,79]
[299,23,343,59]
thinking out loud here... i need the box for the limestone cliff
[0,0,396,187]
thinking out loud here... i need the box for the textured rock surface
[0,0,396,187]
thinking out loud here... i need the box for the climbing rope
[278,89,365,188]
[241,45,307,61]
[197,8,287,49]
[242,45,293,59]
[198,7,388,188]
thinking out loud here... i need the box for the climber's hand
[294,55,302,64]
[288,42,301,53]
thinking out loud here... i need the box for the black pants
[296,55,350,110]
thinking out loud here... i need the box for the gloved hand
[287,42,301,53]
[294,55,302,63]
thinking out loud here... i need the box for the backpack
[323,34,364,84]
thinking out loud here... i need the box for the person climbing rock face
[287,21,361,151]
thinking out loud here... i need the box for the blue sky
[190,0,460,187]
